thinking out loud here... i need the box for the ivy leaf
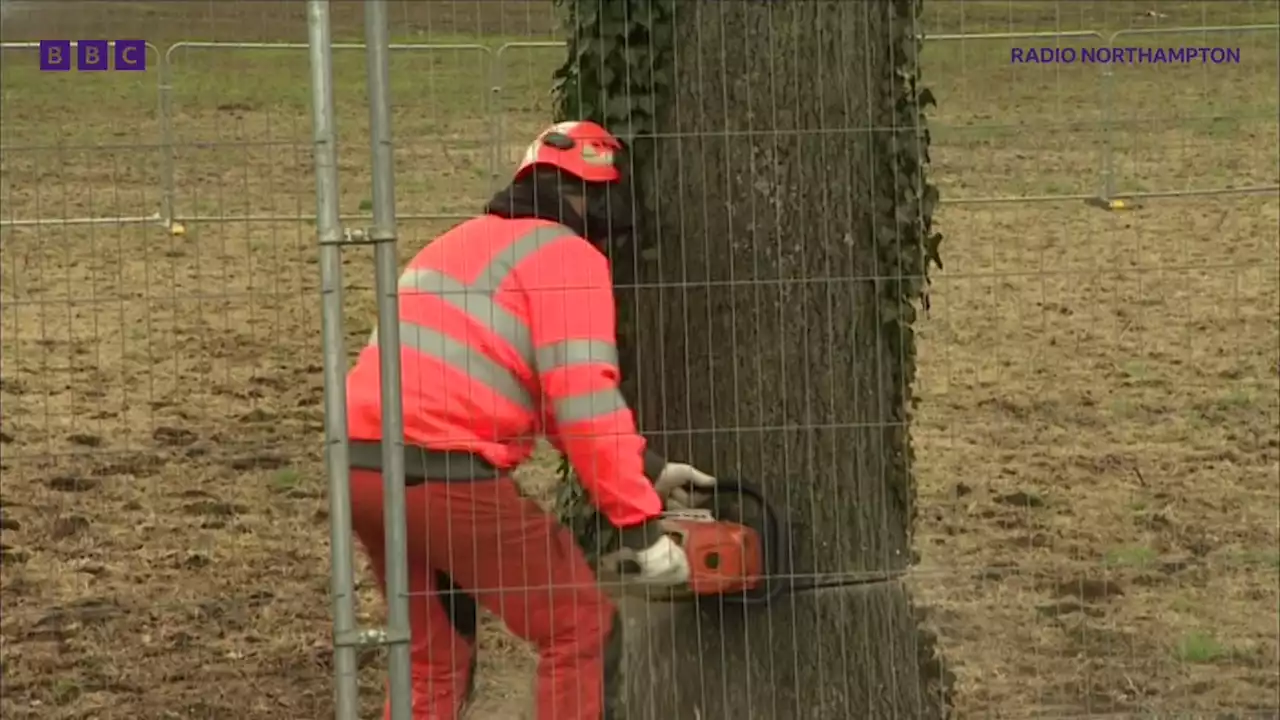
[602,93,634,121]
[575,98,601,123]
[573,34,616,65]
[608,113,658,144]
[649,65,674,89]
[900,302,918,326]
[647,11,674,46]
[575,0,600,24]
[624,46,650,66]
[551,67,577,95]
[600,63,618,87]
[598,12,633,39]
[880,302,901,324]
[616,93,659,119]
[925,231,943,270]
[921,183,939,217]
[628,114,655,139]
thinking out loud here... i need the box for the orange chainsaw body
[660,512,765,596]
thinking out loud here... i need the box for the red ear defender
[542,132,576,151]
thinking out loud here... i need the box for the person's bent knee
[540,591,614,655]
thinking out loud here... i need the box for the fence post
[363,1,415,718]
[304,3,362,719]
[158,44,177,229]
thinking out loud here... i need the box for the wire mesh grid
[0,1,1276,719]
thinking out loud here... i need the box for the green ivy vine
[879,0,943,541]
[550,0,675,148]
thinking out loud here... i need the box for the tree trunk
[611,1,949,717]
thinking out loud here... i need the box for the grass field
[1,1,1277,718]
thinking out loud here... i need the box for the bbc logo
[40,40,147,72]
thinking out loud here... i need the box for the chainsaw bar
[599,478,912,604]
[608,570,910,603]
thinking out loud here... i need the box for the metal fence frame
[0,40,166,228]
[490,40,573,183]
[304,2,413,718]
[1099,23,1280,201]
[922,30,1108,206]
[161,39,493,227]
[3,23,1277,231]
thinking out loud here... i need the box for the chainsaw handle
[708,477,767,509]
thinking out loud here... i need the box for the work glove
[653,462,718,510]
[614,520,691,587]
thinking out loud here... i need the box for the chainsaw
[597,478,788,605]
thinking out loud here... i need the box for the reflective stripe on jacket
[345,215,663,528]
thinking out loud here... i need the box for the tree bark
[613,1,948,717]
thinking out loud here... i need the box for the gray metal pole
[305,3,362,719]
[363,1,415,718]
[1098,32,1117,202]
[157,51,176,227]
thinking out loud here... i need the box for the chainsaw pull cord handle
[708,477,789,605]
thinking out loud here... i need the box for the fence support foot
[1085,196,1143,211]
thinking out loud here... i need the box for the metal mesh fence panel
[0,1,1275,719]
[912,2,1278,717]
[1099,24,1279,199]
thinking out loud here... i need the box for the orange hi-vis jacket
[345,215,663,529]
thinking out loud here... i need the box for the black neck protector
[483,167,635,249]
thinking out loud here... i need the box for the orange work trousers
[349,470,620,720]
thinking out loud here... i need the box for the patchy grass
[1104,545,1160,569]
[1175,631,1231,664]
[1,1,1277,719]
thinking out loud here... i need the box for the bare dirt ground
[1,2,1276,719]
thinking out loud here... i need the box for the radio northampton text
[1011,46,1241,64]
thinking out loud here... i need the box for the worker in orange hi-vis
[345,120,718,720]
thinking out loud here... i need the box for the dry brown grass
[1,1,1277,718]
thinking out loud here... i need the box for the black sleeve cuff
[642,448,667,483]
[617,517,666,551]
